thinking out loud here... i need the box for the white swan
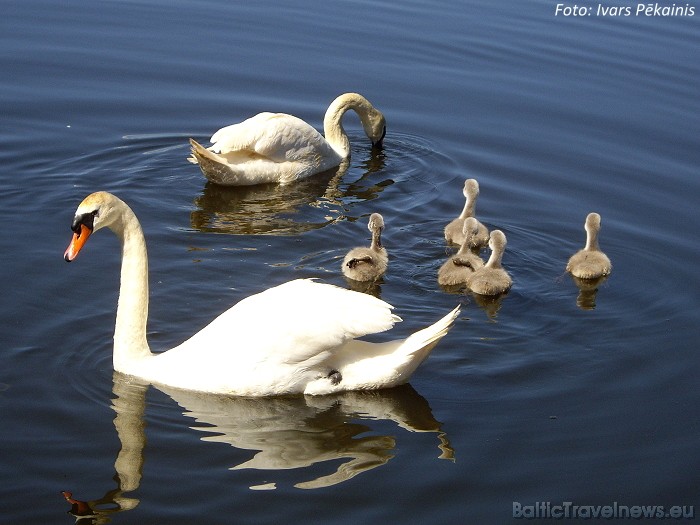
[342,213,388,282]
[566,212,612,279]
[466,230,512,296]
[63,192,458,396]
[438,217,485,287]
[444,178,489,247]
[188,92,386,186]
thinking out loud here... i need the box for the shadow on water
[438,276,510,320]
[190,163,347,236]
[59,132,450,239]
[61,373,453,521]
[189,144,393,236]
[569,275,610,310]
[470,291,509,319]
[344,276,384,299]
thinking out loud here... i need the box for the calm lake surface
[2,0,699,523]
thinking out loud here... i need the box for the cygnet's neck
[457,221,478,254]
[485,247,504,269]
[459,189,477,219]
[111,203,153,371]
[485,235,506,269]
[585,225,600,252]
[370,226,383,251]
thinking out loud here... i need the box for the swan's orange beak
[64,224,92,262]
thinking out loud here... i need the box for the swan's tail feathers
[188,138,240,185]
[402,305,461,358]
[384,304,461,387]
[304,306,461,395]
[188,138,216,164]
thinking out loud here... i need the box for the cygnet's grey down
[342,213,388,282]
[566,212,612,279]
[438,217,485,287]
[444,178,489,248]
[466,230,512,296]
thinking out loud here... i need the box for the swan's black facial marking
[328,370,342,385]
[71,210,98,234]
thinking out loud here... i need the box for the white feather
[65,192,459,396]
[188,93,386,186]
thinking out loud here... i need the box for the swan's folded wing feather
[208,113,274,154]
[209,113,327,163]
[187,279,400,368]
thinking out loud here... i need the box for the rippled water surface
[2,0,699,522]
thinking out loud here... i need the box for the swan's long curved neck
[112,205,153,371]
[323,94,374,158]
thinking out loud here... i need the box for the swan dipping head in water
[188,92,386,186]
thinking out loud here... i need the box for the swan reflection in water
[62,372,453,521]
[189,143,392,236]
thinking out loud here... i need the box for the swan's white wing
[179,279,400,369]
[209,113,330,162]
[143,279,458,395]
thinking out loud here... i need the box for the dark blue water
[2,0,699,523]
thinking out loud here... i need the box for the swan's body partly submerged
[444,178,489,247]
[64,192,458,396]
[438,217,485,287]
[466,230,512,296]
[188,92,386,186]
[342,213,388,282]
[566,212,612,279]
